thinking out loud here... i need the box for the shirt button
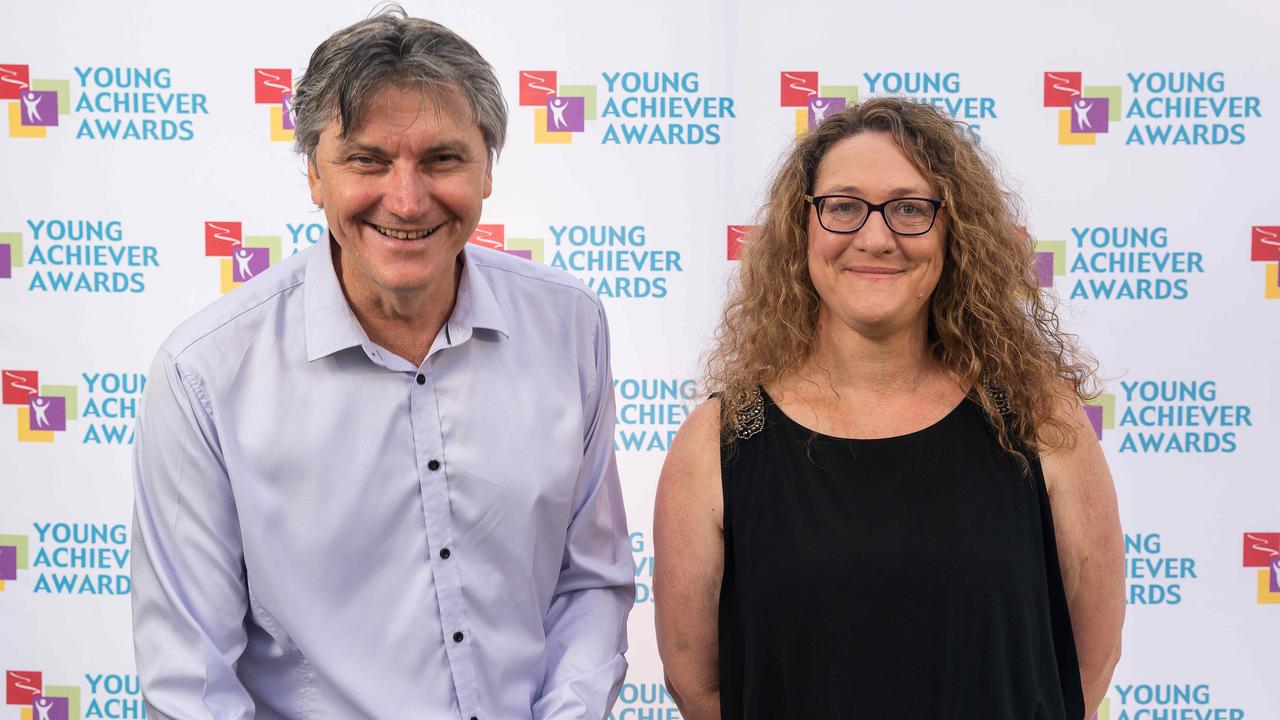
[453,631,464,643]
[439,548,451,559]
[415,374,426,385]
[428,459,440,471]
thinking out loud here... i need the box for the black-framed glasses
[804,194,944,236]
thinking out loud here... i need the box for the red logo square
[254,69,292,104]
[0,65,31,100]
[1244,533,1280,568]
[1043,72,1082,107]
[470,224,505,251]
[727,225,752,261]
[5,670,42,705]
[1250,226,1280,262]
[204,222,242,257]
[780,72,819,107]
[2,370,38,405]
[519,71,557,107]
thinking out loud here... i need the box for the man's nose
[383,164,431,220]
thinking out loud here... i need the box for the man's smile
[367,221,448,240]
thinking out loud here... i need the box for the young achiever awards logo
[1241,532,1280,604]
[0,219,160,293]
[3,369,77,443]
[3,369,144,445]
[203,221,282,293]
[3,63,211,141]
[4,670,81,720]
[469,222,684,301]
[1248,226,1280,299]
[1035,225,1205,301]
[253,68,295,142]
[780,70,996,139]
[518,70,735,145]
[2,63,70,139]
[1043,70,1263,146]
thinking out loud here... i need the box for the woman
[654,98,1124,719]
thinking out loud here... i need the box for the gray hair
[292,5,507,163]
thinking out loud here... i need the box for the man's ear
[307,155,323,208]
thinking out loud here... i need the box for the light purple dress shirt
[131,239,633,719]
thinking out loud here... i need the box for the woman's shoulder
[657,396,726,527]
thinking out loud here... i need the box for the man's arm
[132,349,254,719]
[1040,398,1125,720]
[532,302,634,720]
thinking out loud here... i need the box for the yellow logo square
[1057,109,1095,145]
[534,108,572,144]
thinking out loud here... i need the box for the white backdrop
[2,1,1278,718]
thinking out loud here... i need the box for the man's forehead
[336,82,478,141]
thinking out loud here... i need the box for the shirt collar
[304,237,372,362]
[457,244,510,340]
[305,238,510,362]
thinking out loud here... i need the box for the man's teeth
[373,224,438,240]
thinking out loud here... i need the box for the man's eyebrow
[335,140,390,156]
[421,140,474,155]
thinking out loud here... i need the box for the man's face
[308,83,492,304]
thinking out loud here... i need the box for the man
[131,9,633,719]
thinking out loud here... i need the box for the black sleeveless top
[718,389,1084,719]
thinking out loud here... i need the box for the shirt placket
[409,364,481,720]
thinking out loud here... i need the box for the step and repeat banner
[2,1,1277,718]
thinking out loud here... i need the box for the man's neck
[334,246,462,367]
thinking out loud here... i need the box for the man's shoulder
[466,244,601,311]
[159,247,310,362]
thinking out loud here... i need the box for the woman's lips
[846,266,904,276]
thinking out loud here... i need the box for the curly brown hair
[706,97,1097,464]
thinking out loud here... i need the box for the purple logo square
[28,395,66,432]
[0,243,11,279]
[504,249,533,261]
[1070,97,1109,134]
[1083,405,1103,440]
[545,96,584,132]
[232,247,270,282]
[19,90,59,127]
[32,696,69,720]
[1034,252,1054,287]
[1270,557,1280,593]
[0,545,16,581]
[281,92,295,130]
[808,97,846,128]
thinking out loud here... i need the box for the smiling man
[131,9,633,719]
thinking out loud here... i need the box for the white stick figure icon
[35,697,53,720]
[1072,99,1092,130]
[812,99,832,124]
[235,249,256,279]
[549,98,568,130]
[31,397,50,428]
[22,92,41,123]
[283,95,295,119]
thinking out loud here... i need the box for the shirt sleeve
[532,300,635,720]
[131,348,255,719]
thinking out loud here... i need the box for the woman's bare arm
[1040,399,1126,719]
[654,399,725,720]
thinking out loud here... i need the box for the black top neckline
[761,386,973,444]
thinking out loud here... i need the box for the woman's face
[806,131,947,339]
